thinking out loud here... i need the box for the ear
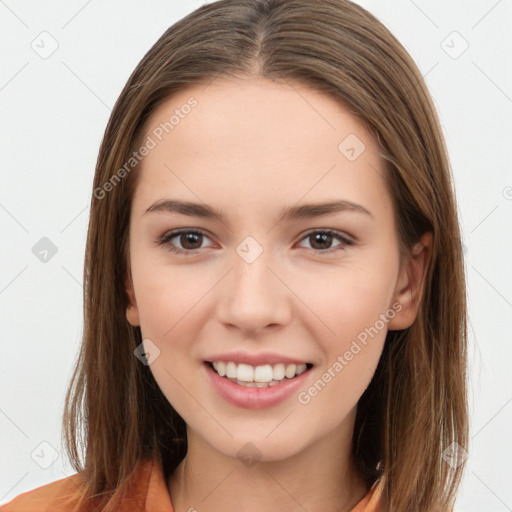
[387,231,433,331]
[125,269,140,327]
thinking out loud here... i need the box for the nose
[215,245,292,335]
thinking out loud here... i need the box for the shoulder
[0,472,87,512]
[350,479,385,512]
[0,457,168,512]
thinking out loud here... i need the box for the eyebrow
[144,198,373,222]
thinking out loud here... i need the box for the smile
[203,361,314,409]
[208,361,313,387]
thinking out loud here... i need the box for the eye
[157,229,215,254]
[296,229,354,254]
[157,228,354,256]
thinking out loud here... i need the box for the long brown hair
[62,0,468,509]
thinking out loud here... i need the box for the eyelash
[157,228,354,256]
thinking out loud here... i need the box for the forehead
[141,75,378,159]
[133,76,390,218]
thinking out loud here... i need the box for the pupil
[181,233,202,249]
[311,233,331,250]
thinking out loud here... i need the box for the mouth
[205,360,314,388]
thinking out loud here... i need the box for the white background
[1,1,511,510]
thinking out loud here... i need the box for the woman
[2,0,468,510]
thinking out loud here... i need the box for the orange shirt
[1,456,383,511]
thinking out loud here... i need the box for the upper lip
[205,351,312,367]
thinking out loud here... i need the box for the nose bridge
[217,235,291,331]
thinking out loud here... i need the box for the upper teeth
[212,361,308,382]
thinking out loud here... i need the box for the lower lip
[202,362,312,410]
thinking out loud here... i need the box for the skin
[125,75,432,511]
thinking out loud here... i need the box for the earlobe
[388,232,433,331]
[125,273,140,327]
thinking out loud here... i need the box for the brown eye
[178,232,203,250]
[309,232,335,250]
[158,230,213,254]
[297,230,353,253]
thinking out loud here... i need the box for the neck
[167,413,369,512]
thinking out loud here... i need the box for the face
[125,75,429,462]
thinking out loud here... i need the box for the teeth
[296,363,307,375]
[273,363,285,380]
[210,361,309,383]
[285,364,296,378]
[226,361,237,379]
[254,365,273,382]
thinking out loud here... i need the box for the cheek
[132,258,213,341]
[295,258,395,401]
[133,268,209,418]
[296,304,387,427]
[301,261,397,345]
[131,265,219,418]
